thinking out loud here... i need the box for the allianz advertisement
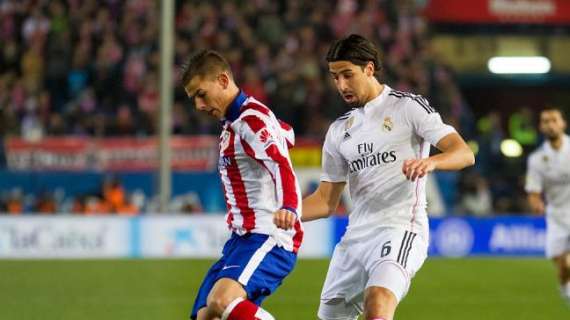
[0,215,546,258]
[333,216,547,257]
[428,216,546,257]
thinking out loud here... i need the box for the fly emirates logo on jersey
[348,142,397,173]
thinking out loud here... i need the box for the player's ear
[365,61,374,77]
[217,72,231,89]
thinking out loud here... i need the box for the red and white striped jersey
[218,91,303,253]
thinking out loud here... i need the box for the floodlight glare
[488,56,551,74]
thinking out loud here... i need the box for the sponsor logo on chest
[349,142,397,173]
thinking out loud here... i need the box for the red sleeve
[239,114,299,213]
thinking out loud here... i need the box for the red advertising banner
[5,136,218,171]
[96,138,158,171]
[6,137,90,171]
[424,0,570,25]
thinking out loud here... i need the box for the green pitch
[0,258,568,319]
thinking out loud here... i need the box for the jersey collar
[223,90,248,123]
[544,134,569,154]
[363,84,390,115]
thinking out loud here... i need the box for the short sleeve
[525,155,543,193]
[237,113,300,211]
[320,125,348,182]
[405,98,456,146]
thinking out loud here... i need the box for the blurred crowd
[0,0,563,215]
[0,0,471,138]
[0,176,204,215]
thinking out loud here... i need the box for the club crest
[382,117,393,132]
[220,130,231,152]
[343,116,353,130]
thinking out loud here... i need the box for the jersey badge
[345,116,355,131]
[382,117,393,132]
[220,130,231,152]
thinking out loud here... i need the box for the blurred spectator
[103,177,126,212]
[476,111,505,176]
[35,192,57,214]
[5,188,23,215]
[65,178,141,215]
[456,172,492,216]
[509,107,537,150]
[170,192,203,214]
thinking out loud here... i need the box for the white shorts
[546,215,570,259]
[317,227,428,320]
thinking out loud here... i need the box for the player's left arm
[403,133,475,181]
[525,156,544,214]
[402,98,475,181]
[238,114,299,230]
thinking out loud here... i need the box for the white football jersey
[321,85,456,241]
[525,134,570,224]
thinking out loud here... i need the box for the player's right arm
[302,181,346,222]
[527,192,545,215]
[525,154,545,215]
[302,121,348,222]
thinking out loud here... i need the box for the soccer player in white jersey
[301,34,475,320]
[525,108,570,304]
[182,50,304,320]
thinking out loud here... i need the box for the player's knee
[365,286,397,306]
[207,293,234,316]
[564,252,570,268]
[195,307,209,320]
[364,287,397,320]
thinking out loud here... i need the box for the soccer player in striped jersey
[301,34,475,320]
[526,108,570,305]
[182,50,303,320]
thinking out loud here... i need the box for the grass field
[0,258,569,320]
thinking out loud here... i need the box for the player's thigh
[215,233,297,306]
[545,217,570,259]
[191,257,227,319]
[207,277,248,313]
[320,243,366,303]
[317,298,361,320]
[365,229,428,302]
[241,239,297,305]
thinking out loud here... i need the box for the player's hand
[530,200,545,215]
[273,208,296,230]
[402,158,436,181]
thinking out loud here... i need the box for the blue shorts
[190,233,297,319]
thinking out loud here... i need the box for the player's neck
[548,135,564,150]
[363,80,384,105]
[221,84,241,117]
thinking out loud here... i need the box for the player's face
[539,110,566,140]
[184,74,229,120]
[329,61,372,108]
